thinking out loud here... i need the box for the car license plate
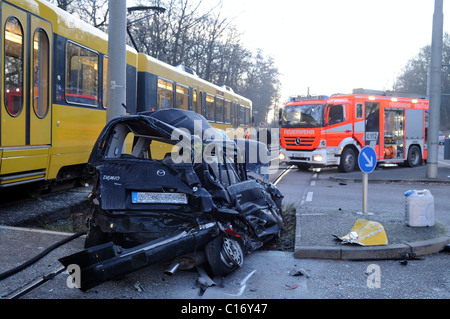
[131,192,188,204]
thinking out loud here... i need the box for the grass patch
[41,212,89,233]
[265,202,296,251]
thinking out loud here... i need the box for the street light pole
[107,0,127,122]
[427,0,444,178]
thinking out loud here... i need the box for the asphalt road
[0,148,449,306]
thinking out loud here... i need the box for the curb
[294,229,450,260]
[329,176,450,184]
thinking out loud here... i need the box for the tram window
[224,100,231,124]
[4,17,24,117]
[176,85,189,110]
[216,97,224,122]
[239,105,245,125]
[244,106,250,125]
[66,42,99,106]
[157,78,173,109]
[193,90,199,113]
[205,94,215,121]
[237,105,245,125]
[33,28,50,118]
[102,56,108,109]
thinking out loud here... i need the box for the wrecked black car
[60,109,283,291]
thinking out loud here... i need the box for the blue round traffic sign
[358,146,377,173]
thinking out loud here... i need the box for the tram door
[1,3,52,177]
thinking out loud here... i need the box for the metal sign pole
[427,0,443,178]
[362,172,368,214]
[107,0,127,122]
[358,147,376,214]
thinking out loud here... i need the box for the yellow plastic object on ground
[335,219,388,246]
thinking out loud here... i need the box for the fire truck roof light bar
[353,88,427,99]
[289,89,426,104]
[290,95,329,102]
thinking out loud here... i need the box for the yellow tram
[0,0,252,188]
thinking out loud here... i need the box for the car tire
[205,235,244,276]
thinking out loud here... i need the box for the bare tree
[395,33,450,130]
[48,0,282,122]
[242,50,281,125]
[47,0,77,13]
[48,0,108,29]
[77,0,109,30]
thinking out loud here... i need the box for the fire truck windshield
[281,104,325,128]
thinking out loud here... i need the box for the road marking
[273,165,294,186]
[438,160,450,167]
[279,166,316,205]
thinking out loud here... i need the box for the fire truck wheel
[405,145,422,167]
[338,147,357,173]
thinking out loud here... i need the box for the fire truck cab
[279,89,429,172]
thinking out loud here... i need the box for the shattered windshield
[281,104,325,128]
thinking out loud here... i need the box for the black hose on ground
[0,230,87,281]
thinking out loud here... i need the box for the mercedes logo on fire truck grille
[295,137,301,145]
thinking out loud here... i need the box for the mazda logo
[295,137,301,145]
[156,169,166,176]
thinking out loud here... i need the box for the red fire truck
[278,89,429,172]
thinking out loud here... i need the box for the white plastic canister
[404,189,435,227]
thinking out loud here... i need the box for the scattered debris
[225,269,257,297]
[284,283,299,290]
[196,266,216,293]
[334,219,388,246]
[400,252,423,261]
[199,269,257,298]
[289,266,311,278]
[443,243,450,253]
[133,281,145,292]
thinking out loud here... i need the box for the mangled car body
[60,109,283,290]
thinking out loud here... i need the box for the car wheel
[205,235,244,276]
[405,145,422,167]
[338,147,356,173]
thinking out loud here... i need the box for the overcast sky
[221,0,449,101]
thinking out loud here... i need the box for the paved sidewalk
[287,164,450,260]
